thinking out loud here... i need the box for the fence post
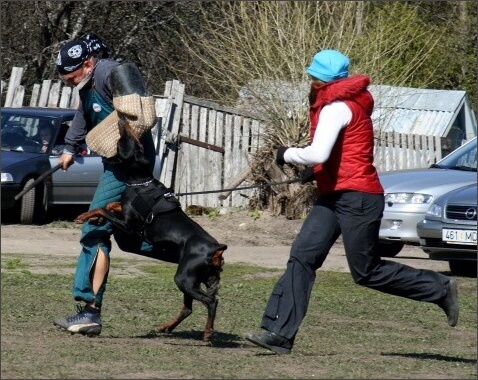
[47,81,62,107]
[434,136,442,162]
[59,86,72,108]
[159,80,185,188]
[4,67,24,107]
[38,80,52,107]
[11,85,25,107]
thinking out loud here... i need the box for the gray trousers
[261,191,449,341]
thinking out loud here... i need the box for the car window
[50,122,70,155]
[1,114,57,153]
[49,121,95,157]
[434,138,477,171]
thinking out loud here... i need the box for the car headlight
[384,193,433,204]
[1,173,13,183]
[426,203,443,218]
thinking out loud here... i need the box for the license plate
[442,229,477,245]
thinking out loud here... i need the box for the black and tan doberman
[75,120,227,341]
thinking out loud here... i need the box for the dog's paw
[74,215,88,224]
[74,216,106,225]
[156,324,173,334]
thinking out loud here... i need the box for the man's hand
[276,146,289,166]
[59,153,74,171]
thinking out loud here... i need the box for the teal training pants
[72,133,158,307]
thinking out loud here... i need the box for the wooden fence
[1,67,451,208]
[152,80,264,208]
[373,132,443,171]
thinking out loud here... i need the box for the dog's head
[104,119,153,181]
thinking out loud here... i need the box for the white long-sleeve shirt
[283,101,352,165]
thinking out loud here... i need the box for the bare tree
[171,1,463,216]
[174,2,448,142]
[1,1,197,97]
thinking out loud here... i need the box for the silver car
[377,137,477,257]
[417,183,477,276]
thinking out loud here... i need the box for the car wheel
[19,178,36,224]
[376,241,405,257]
[449,260,477,277]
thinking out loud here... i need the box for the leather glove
[276,146,289,166]
[300,167,315,184]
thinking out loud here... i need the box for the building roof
[238,81,477,140]
[369,85,476,139]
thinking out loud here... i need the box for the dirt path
[1,220,450,274]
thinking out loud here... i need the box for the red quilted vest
[308,75,384,195]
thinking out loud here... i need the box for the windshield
[432,138,477,172]
[1,113,57,154]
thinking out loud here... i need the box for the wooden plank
[393,132,400,170]
[434,136,442,162]
[4,67,24,107]
[160,80,174,187]
[29,84,41,107]
[197,106,208,205]
[421,134,429,167]
[215,112,225,206]
[218,165,251,200]
[207,109,220,206]
[69,87,79,108]
[179,103,192,207]
[252,119,263,151]
[59,86,72,108]
[162,80,185,189]
[231,115,243,207]
[189,104,200,205]
[240,118,255,200]
[399,132,407,169]
[155,97,173,145]
[404,133,412,170]
[413,134,421,168]
[223,114,234,207]
[38,80,52,107]
[47,81,62,107]
[385,132,393,172]
[11,85,25,107]
[154,96,173,180]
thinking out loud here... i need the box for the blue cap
[306,50,350,82]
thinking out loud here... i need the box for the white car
[377,137,477,257]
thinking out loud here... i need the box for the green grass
[1,260,476,379]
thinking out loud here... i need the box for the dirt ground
[3,209,474,380]
[1,207,449,274]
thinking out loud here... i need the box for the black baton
[14,163,64,201]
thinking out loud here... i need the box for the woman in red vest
[245,49,458,355]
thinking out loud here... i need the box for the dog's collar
[126,178,155,187]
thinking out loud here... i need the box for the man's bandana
[56,40,89,75]
[56,34,110,75]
